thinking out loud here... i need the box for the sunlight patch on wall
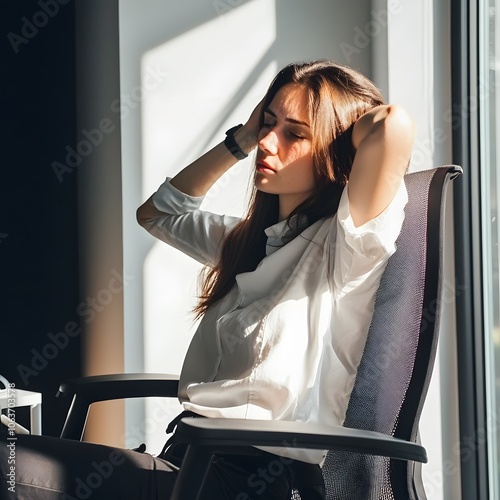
[139,0,277,454]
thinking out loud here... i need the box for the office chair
[57,165,462,499]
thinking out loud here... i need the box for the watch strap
[224,124,248,160]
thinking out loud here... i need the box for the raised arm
[347,104,415,227]
[136,102,262,225]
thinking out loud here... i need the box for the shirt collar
[264,215,309,256]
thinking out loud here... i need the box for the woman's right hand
[234,98,265,155]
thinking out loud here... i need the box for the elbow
[364,105,415,159]
[352,104,415,150]
[384,105,416,142]
[136,197,165,227]
[136,206,146,227]
[136,200,154,228]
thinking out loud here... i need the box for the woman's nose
[258,130,278,155]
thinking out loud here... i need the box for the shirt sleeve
[141,177,240,267]
[331,179,408,297]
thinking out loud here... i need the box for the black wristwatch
[224,124,248,160]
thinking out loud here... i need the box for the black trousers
[0,433,325,499]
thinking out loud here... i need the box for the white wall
[118,0,373,453]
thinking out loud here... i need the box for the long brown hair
[195,60,384,317]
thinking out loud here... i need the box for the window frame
[451,0,491,497]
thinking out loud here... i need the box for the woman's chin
[254,179,275,194]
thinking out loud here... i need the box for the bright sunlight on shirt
[143,177,408,464]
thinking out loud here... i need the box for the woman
[136,59,415,497]
[0,60,414,499]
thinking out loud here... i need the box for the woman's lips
[256,162,275,174]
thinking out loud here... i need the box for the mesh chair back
[321,166,461,500]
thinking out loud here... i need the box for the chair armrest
[175,417,427,463]
[170,418,427,499]
[57,373,179,401]
[57,373,179,440]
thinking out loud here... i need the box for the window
[453,0,500,497]
[480,0,500,496]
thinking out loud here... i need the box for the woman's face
[255,83,316,219]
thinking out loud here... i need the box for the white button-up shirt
[145,178,408,463]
